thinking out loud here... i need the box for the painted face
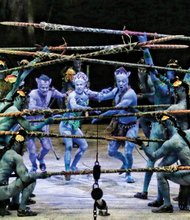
[74,79,86,94]
[115,73,129,92]
[74,60,81,71]
[38,80,50,96]
[166,70,175,80]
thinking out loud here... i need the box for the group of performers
[0,32,190,217]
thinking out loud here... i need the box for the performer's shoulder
[29,89,38,96]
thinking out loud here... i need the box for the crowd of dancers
[0,33,190,216]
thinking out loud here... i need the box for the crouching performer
[0,137,47,217]
[140,127,190,213]
[0,90,52,216]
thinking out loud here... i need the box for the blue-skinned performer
[137,57,155,104]
[139,124,190,213]
[0,48,54,216]
[92,67,138,183]
[134,33,183,199]
[59,71,99,180]
[0,132,48,217]
[142,79,189,210]
[26,74,66,172]
[0,88,52,216]
[137,57,155,138]
[57,59,82,109]
[3,46,49,102]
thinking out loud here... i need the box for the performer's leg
[0,200,11,216]
[26,137,38,172]
[155,155,179,201]
[108,140,127,167]
[19,182,36,210]
[8,193,20,210]
[38,137,52,171]
[139,116,151,138]
[70,128,88,171]
[150,172,174,213]
[134,159,155,199]
[0,179,32,201]
[17,182,37,217]
[125,124,138,183]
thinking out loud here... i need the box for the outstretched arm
[141,140,171,161]
[5,46,49,101]
[138,34,170,96]
[69,93,91,110]
[98,88,117,102]
[17,116,53,131]
[14,153,46,182]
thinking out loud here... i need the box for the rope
[34,165,190,177]
[0,130,164,143]
[0,52,189,75]
[28,109,190,122]
[0,104,170,117]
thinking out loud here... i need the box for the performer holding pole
[92,67,138,183]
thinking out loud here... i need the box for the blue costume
[92,67,138,183]
[26,74,66,172]
[134,34,183,199]
[137,58,155,138]
[59,72,97,180]
[141,128,190,213]
[0,64,52,216]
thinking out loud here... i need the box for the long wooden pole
[38,165,190,177]
[1,21,190,41]
[0,109,190,119]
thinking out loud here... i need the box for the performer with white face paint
[59,72,95,180]
[92,67,138,183]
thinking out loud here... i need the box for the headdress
[18,59,29,66]
[166,59,181,69]
[172,77,182,87]
[73,72,88,83]
[38,74,51,81]
[114,67,131,77]
[65,67,76,82]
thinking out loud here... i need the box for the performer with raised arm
[134,33,186,200]
[59,71,100,180]
[0,86,53,216]
[92,67,138,183]
[27,74,66,172]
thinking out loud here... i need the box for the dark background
[0,0,189,103]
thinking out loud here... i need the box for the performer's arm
[69,93,91,110]
[17,116,53,131]
[14,153,45,182]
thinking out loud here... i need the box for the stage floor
[7,124,190,219]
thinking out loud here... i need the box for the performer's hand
[94,110,101,114]
[137,93,144,99]
[45,117,54,125]
[135,137,143,146]
[85,106,93,111]
[41,45,50,53]
[100,87,112,94]
[36,171,49,179]
[138,33,147,43]
[91,118,99,124]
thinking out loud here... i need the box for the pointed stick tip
[0,21,16,26]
